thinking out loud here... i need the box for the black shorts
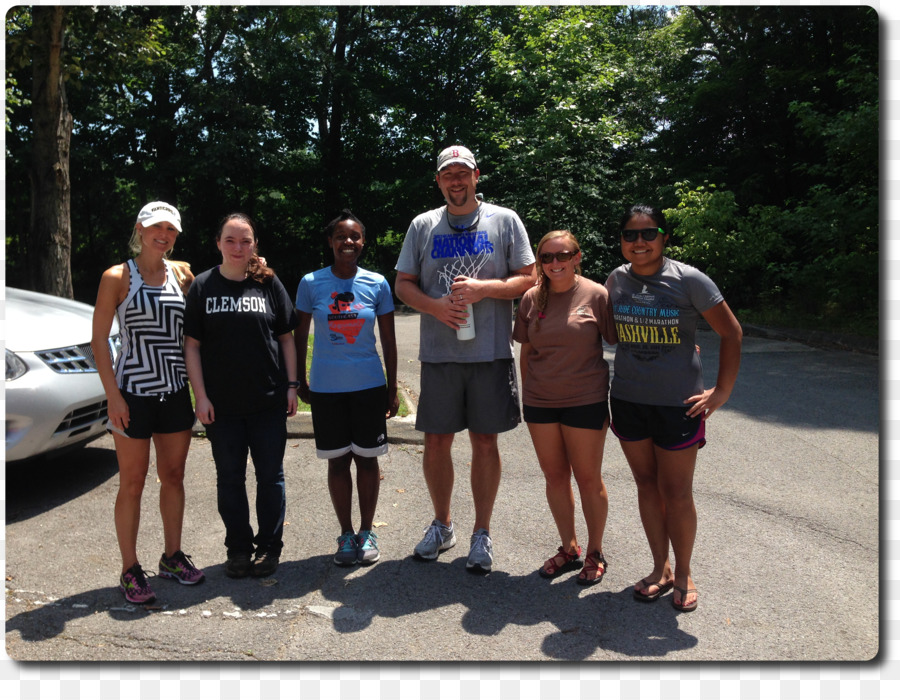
[108,385,196,439]
[309,385,389,459]
[609,396,706,450]
[523,401,609,431]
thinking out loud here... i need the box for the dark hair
[324,209,366,240]
[217,212,274,283]
[620,204,668,237]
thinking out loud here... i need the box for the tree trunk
[29,6,74,298]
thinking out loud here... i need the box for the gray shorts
[415,360,521,435]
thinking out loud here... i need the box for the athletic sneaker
[119,563,156,604]
[251,551,280,578]
[158,550,205,585]
[357,530,380,565]
[413,519,456,560]
[334,532,358,566]
[466,528,493,573]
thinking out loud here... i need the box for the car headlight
[6,349,28,381]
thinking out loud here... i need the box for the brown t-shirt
[513,277,617,408]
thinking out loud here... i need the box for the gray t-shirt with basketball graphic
[396,201,534,363]
[605,257,724,407]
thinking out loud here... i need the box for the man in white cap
[395,145,536,573]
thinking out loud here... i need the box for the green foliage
[6,6,878,335]
[665,183,782,307]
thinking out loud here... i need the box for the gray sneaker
[413,519,456,560]
[466,528,493,573]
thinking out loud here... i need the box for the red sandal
[576,551,608,586]
[538,545,583,579]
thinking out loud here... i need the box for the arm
[519,341,532,386]
[91,265,129,430]
[685,301,743,420]
[279,331,299,417]
[184,336,214,425]
[376,311,400,418]
[293,310,313,406]
[395,270,469,331]
[449,262,536,304]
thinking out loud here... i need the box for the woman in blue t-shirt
[605,204,742,612]
[295,209,399,567]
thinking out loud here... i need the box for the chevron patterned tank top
[114,259,188,395]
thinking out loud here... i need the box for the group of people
[91,145,742,614]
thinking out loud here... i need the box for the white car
[4,287,119,463]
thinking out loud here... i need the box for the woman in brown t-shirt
[513,230,617,585]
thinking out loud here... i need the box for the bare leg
[153,430,191,558]
[654,444,699,608]
[527,422,578,554]
[354,455,381,531]
[328,453,355,533]
[563,423,609,556]
[620,438,674,595]
[469,431,501,533]
[113,433,151,572]
[423,432,455,525]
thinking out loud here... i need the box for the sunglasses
[539,251,577,264]
[621,227,664,242]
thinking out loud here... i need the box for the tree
[28,7,73,297]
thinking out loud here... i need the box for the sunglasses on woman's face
[539,251,576,264]
[621,227,664,242]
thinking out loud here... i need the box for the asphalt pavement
[4,311,879,661]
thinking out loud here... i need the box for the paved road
[4,312,878,661]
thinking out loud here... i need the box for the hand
[386,389,400,419]
[107,392,130,432]
[286,388,298,417]
[435,293,470,331]
[684,386,730,421]
[195,396,215,425]
[449,275,486,306]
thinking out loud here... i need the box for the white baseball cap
[136,201,182,232]
[437,145,477,171]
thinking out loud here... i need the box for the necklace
[444,204,481,233]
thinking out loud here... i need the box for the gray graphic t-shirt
[396,201,534,363]
[605,257,723,406]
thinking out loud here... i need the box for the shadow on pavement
[318,556,698,661]
[5,443,119,523]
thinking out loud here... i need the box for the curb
[739,323,878,356]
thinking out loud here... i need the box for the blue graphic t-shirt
[605,258,723,407]
[295,267,394,393]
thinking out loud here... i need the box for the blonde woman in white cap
[91,201,205,605]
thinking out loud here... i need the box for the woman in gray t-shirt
[605,205,743,612]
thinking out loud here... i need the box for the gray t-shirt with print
[396,201,534,363]
[605,257,724,406]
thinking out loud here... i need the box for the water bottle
[457,303,475,341]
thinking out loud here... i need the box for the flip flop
[672,586,698,612]
[633,577,674,602]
